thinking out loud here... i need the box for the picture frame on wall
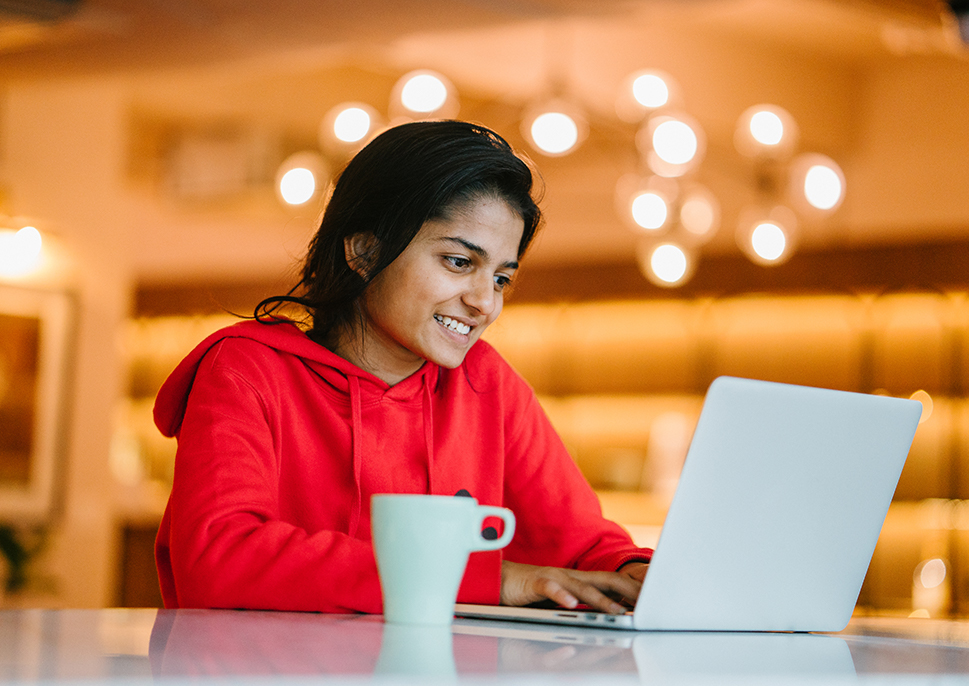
[0,284,74,522]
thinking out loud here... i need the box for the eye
[494,273,514,291]
[443,255,472,270]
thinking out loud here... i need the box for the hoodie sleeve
[497,372,653,573]
[156,340,381,613]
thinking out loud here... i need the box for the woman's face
[345,196,524,385]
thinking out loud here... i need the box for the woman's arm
[158,350,381,613]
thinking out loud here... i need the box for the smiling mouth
[434,314,471,335]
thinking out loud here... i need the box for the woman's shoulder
[460,338,531,395]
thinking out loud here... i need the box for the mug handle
[472,506,516,552]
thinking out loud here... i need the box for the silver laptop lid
[634,376,922,632]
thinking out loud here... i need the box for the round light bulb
[333,107,372,143]
[749,110,785,146]
[0,226,43,278]
[631,192,668,230]
[735,104,799,159]
[530,112,579,155]
[917,558,947,589]
[279,168,316,205]
[804,164,843,210]
[751,222,787,262]
[632,74,669,109]
[680,195,716,236]
[400,73,448,113]
[652,119,698,166]
[650,243,689,284]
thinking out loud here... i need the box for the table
[3,609,969,684]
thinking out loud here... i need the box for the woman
[154,120,651,614]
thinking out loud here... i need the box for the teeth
[436,315,471,335]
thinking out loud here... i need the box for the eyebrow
[441,236,519,270]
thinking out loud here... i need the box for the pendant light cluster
[274,69,458,209]
[608,71,846,287]
[733,103,845,269]
[613,70,717,287]
[274,67,845,291]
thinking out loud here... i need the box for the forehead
[415,197,523,252]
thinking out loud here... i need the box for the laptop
[455,376,922,631]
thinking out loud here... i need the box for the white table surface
[3,608,969,684]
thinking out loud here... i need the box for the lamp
[275,151,329,207]
[734,104,799,160]
[788,152,846,214]
[637,111,706,178]
[736,205,799,266]
[637,241,695,288]
[522,99,588,157]
[0,225,43,279]
[615,69,681,123]
[319,102,383,157]
[390,70,459,120]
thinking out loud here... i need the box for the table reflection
[148,609,856,680]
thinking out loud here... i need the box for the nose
[462,273,499,317]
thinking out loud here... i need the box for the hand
[500,561,642,614]
[618,561,649,583]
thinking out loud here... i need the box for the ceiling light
[614,174,678,234]
[319,102,383,157]
[390,70,459,119]
[522,101,588,157]
[631,192,668,230]
[637,112,706,177]
[789,153,846,213]
[735,104,799,159]
[0,226,43,278]
[678,184,720,243]
[736,205,798,266]
[751,222,787,261]
[638,241,694,287]
[616,69,680,123]
[275,151,328,207]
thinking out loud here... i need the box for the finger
[536,578,580,609]
[579,570,643,604]
[620,562,649,583]
[562,580,626,614]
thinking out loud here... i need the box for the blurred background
[0,0,968,618]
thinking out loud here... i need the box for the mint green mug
[371,494,516,625]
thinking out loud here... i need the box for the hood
[153,319,438,438]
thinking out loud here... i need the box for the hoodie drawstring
[423,379,435,495]
[348,374,364,538]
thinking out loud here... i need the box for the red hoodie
[154,320,652,612]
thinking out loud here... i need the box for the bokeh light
[679,186,720,240]
[789,153,846,213]
[639,242,693,287]
[735,104,799,159]
[910,390,934,424]
[751,222,787,262]
[749,110,784,146]
[631,192,668,230]
[652,119,698,165]
[279,168,315,205]
[400,72,448,113]
[0,226,43,278]
[333,107,372,143]
[633,73,670,109]
[525,106,586,156]
[804,164,843,210]
[275,151,328,207]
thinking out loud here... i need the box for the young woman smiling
[153,120,651,614]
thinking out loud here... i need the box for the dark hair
[255,120,543,340]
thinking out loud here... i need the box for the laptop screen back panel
[633,377,921,632]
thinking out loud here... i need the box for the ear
[344,232,379,279]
